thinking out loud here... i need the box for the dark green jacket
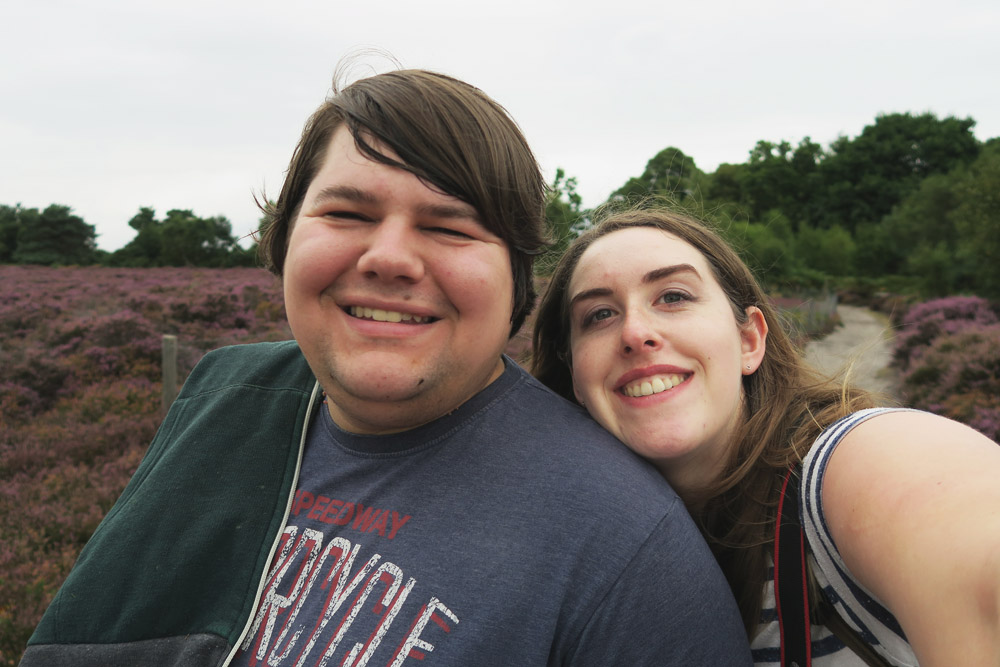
[22,341,318,667]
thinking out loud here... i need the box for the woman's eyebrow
[569,287,612,310]
[569,264,702,310]
[643,264,700,284]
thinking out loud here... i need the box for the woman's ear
[740,306,768,374]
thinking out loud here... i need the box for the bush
[894,296,1000,441]
[0,265,291,665]
[893,295,998,371]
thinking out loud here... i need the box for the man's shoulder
[491,363,678,504]
[500,364,630,442]
[180,340,315,397]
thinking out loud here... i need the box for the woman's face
[567,227,766,490]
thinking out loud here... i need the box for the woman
[532,205,1000,666]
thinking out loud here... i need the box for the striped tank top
[750,408,919,666]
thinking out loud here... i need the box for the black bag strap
[775,467,811,667]
[775,467,893,667]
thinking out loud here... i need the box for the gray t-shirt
[234,359,751,666]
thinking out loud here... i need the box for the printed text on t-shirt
[291,491,413,540]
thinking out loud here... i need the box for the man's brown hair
[259,68,547,336]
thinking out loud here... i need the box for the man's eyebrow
[312,185,378,206]
[311,185,481,222]
[569,264,701,310]
[415,201,481,222]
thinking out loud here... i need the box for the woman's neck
[655,437,732,507]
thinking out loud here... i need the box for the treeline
[4,111,998,299]
[0,205,258,268]
[545,112,1000,300]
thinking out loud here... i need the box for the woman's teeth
[622,374,685,397]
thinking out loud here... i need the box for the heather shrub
[0,382,43,425]
[894,296,1000,441]
[893,295,998,371]
[0,445,146,663]
[0,265,290,665]
[3,353,75,410]
[0,264,600,662]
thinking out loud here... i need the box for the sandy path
[803,304,898,399]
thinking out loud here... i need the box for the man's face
[283,125,514,434]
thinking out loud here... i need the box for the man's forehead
[311,128,479,210]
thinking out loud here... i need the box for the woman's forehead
[572,227,707,285]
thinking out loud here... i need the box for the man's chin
[322,389,440,435]
[315,353,505,433]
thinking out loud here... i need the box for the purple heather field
[0,264,537,662]
[1,266,997,663]
[0,265,293,663]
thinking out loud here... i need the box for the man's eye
[324,210,368,221]
[428,227,473,239]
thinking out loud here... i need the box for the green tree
[705,162,748,210]
[794,224,856,277]
[724,211,798,286]
[537,168,584,274]
[907,241,962,297]
[108,207,163,266]
[815,112,979,231]
[953,141,1000,298]
[12,204,97,265]
[878,171,962,283]
[852,221,898,279]
[611,147,707,206]
[160,209,240,266]
[0,204,23,262]
[108,207,247,267]
[742,138,824,225]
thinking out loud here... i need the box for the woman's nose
[620,310,660,354]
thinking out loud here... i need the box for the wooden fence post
[162,334,178,414]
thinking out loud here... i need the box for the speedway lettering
[291,491,413,540]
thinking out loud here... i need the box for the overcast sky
[2,0,997,252]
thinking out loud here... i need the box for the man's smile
[347,306,438,324]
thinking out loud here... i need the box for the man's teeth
[623,374,685,398]
[349,306,430,324]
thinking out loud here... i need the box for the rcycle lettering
[291,491,413,540]
[240,528,457,667]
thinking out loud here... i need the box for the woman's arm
[822,410,1000,665]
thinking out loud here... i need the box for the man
[22,70,751,666]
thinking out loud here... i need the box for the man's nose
[355,218,425,283]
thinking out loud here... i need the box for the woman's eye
[583,307,614,327]
[658,291,689,305]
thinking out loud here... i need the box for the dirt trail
[803,304,898,399]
